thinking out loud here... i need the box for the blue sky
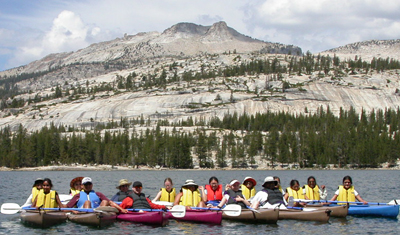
[1,0,400,72]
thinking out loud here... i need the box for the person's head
[182,179,198,192]
[33,178,44,189]
[262,176,278,189]
[209,176,219,190]
[117,179,132,192]
[307,176,317,188]
[242,177,257,190]
[42,178,53,193]
[290,179,300,191]
[70,177,83,190]
[132,181,143,194]
[82,177,93,192]
[342,175,353,189]
[229,179,241,191]
[164,178,173,191]
[273,176,281,188]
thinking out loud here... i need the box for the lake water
[0,170,399,234]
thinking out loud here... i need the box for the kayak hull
[347,204,399,218]
[68,211,117,227]
[306,204,348,218]
[117,211,168,226]
[20,210,67,228]
[222,208,279,224]
[167,209,222,224]
[279,208,331,222]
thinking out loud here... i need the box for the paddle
[127,205,186,218]
[1,203,114,215]
[294,199,400,206]
[191,204,242,216]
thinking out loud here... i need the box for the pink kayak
[167,209,222,225]
[117,211,168,226]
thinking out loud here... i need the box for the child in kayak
[330,175,368,204]
[32,178,65,209]
[215,179,251,209]
[202,176,223,206]
[152,178,176,204]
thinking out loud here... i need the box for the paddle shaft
[295,199,386,205]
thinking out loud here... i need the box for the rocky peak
[162,22,208,37]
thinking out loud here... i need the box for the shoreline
[1,164,400,171]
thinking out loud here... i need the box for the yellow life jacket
[36,190,58,209]
[278,186,284,194]
[160,188,176,202]
[286,187,305,199]
[337,185,355,204]
[241,184,256,199]
[70,188,82,196]
[31,187,43,203]
[179,188,201,207]
[304,185,320,200]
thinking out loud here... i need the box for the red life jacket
[205,184,223,201]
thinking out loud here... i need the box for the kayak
[117,211,168,226]
[20,210,67,228]
[222,208,279,224]
[306,204,348,218]
[279,208,331,222]
[347,204,399,218]
[68,211,117,227]
[167,209,222,224]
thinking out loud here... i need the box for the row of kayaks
[20,203,399,228]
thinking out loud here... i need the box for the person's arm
[119,197,133,209]
[152,191,162,202]
[355,191,368,204]
[303,187,310,200]
[32,195,38,208]
[201,186,208,202]
[319,186,328,200]
[283,192,289,201]
[55,192,66,208]
[235,195,251,207]
[96,192,110,201]
[173,192,183,206]
[66,194,80,208]
[147,198,167,209]
[109,200,128,213]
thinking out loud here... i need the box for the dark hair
[342,175,352,184]
[43,178,53,188]
[273,176,280,181]
[209,176,219,184]
[307,176,316,184]
[164,177,173,185]
[290,179,300,187]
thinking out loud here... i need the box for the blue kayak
[347,204,399,218]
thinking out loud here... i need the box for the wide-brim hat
[262,176,278,187]
[183,179,198,187]
[116,179,132,189]
[70,177,84,188]
[243,176,257,186]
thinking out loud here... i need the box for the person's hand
[166,206,172,210]
[120,209,128,213]
[198,186,204,191]
[320,185,326,189]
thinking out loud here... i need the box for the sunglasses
[134,186,142,189]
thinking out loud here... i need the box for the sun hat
[243,176,257,186]
[262,176,278,187]
[182,179,198,187]
[116,179,132,189]
[132,181,143,187]
[70,176,84,188]
[82,177,92,185]
[229,179,240,185]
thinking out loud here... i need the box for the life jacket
[262,188,285,205]
[77,191,101,208]
[128,193,151,209]
[337,185,355,204]
[205,184,223,201]
[286,187,305,199]
[160,188,176,202]
[32,187,42,203]
[114,190,133,202]
[278,186,284,195]
[179,187,201,207]
[304,185,320,200]
[241,184,256,199]
[70,188,82,196]
[36,190,58,209]
[226,189,247,209]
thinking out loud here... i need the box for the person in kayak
[32,178,65,209]
[22,178,44,206]
[284,179,306,206]
[152,177,176,203]
[111,179,133,202]
[274,176,285,195]
[241,177,257,200]
[118,181,169,213]
[303,176,327,200]
[174,179,206,208]
[69,176,83,196]
[214,179,250,209]
[251,176,287,209]
[330,175,368,204]
[202,176,223,206]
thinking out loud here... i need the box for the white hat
[183,179,198,187]
[82,177,92,185]
[229,179,240,185]
[262,176,278,187]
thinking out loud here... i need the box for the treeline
[1,106,400,169]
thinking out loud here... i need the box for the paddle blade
[169,205,186,218]
[1,203,22,215]
[388,200,400,205]
[222,204,241,216]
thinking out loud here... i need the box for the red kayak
[117,211,168,226]
[167,209,222,225]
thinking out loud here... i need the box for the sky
[1,0,400,72]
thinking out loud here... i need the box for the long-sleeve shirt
[120,197,166,210]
